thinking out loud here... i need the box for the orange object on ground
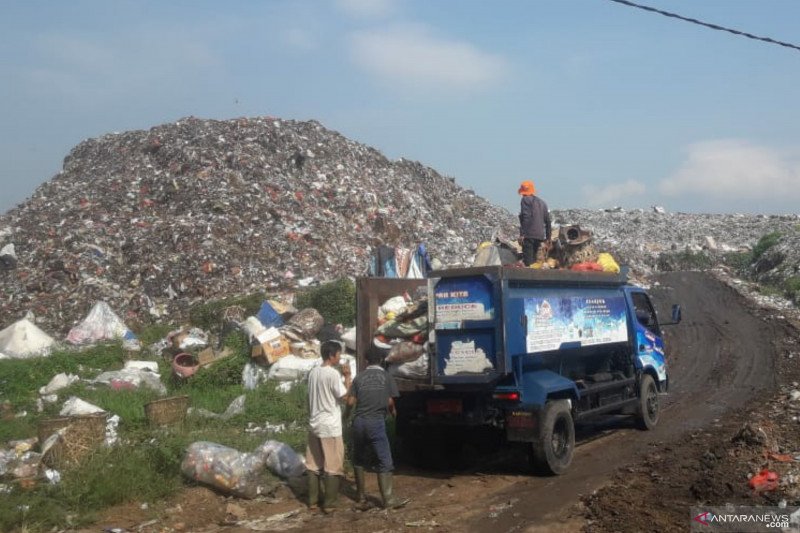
[748,469,779,492]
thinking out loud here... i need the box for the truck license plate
[426,399,463,414]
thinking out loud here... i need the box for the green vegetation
[783,276,800,304]
[296,278,356,326]
[0,332,311,532]
[188,292,265,331]
[720,251,753,275]
[657,250,714,271]
[752,231,782,261]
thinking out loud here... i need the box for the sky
[2,0,800,215]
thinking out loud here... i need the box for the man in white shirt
[306,340,352,513]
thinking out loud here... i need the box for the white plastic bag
[257,440,306,479]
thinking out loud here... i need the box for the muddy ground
[87,271,800,533]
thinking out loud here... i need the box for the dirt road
[94,271,793,533]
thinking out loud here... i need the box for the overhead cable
[607,0,800,53]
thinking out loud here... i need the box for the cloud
[348,24,508,93]
[660,140,800,202]
[336,0,396,19]
[582,180,646,207]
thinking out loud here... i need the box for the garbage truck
[356,265,680,475]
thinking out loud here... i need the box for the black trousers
[522,237,542,266]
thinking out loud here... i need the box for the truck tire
[636,374,659,430]
[531,400,575,475]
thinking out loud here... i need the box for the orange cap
[518,180,536,196]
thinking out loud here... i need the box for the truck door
[630,291,667,384]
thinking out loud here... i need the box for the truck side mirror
[671,304,682,324]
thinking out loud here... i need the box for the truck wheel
[636,374,659,430]
[531,400,575,475]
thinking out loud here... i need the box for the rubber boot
[377,472,410,509]
[322,474,340,514]
[354,466,366,503]
[307,472,321,511]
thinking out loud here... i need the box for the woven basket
[40,413,107,468]
[145,395,189,426]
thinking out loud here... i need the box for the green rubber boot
[377,472,410,509]
[354,466,366,503]
[322,474,340,513]
[307,472,321,511]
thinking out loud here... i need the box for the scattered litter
[39,373,80,395]
[749,469,779,492]
[406,520,440,527]
[60,397,105,416]
[181,441,281,499]
[45,469,61,484]
[66,301,140,350]
[105,414,120,446]
[0,318,55,359]
[243,362,270,390]
[93,368,167,394]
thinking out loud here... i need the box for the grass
[0,329,312,532]
[752,231,782,261]
[296,278,356,327]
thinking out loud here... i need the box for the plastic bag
[385,341,425,364]
[39,373,79,395]
[388,353,429,379]
[66,301,140,349]
[181,441,278,499]
[92,368,167,394]
[60,397,105,416]
[379,296,409,320]
[597,253,621,273]
[242,362,270,390]
[284,308,324,339]
[267,355,320,381]
[256,440,306,479]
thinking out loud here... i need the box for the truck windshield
[632,292,660,336]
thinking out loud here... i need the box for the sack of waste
[256,440,306,479]
[597,253,621,273]
[181,441,280,499]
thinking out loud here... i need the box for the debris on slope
[0,117,517,333]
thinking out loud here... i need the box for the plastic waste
[0,318,55,359]
[39,373,79,395]
[242,362,270,390]
[267,355,320,381]
[60,397,105,416]
[66,301,141,350]
[93,368,167,394]
[597,253,621,273]
[385,341,425,364]
[256,440,306,479]
[749,469,779,492]
[257,301,284,329]
[388,353,429,379]
[180,441,280,499]
[284,308,324,339]
[379,296,409,320]
[340,327,357,351]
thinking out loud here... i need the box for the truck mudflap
[505,408,540,442]
[518,368,580,406]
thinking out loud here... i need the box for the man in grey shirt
[348,346,409,509]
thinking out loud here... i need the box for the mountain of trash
[1,116,799,334]
[0,116,517,333]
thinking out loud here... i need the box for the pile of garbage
[553,207,800,276]
[372,291,430,380]
[0,116,516,334]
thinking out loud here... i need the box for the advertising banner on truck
[524,291,628,353]
[434,276,494,329]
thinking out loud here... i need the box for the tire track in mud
[465,271,779,532]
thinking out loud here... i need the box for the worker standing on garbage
[517,180,552,267]
[306,340,352,513]
[348,346,409,510]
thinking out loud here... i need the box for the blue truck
[356,266,680,475]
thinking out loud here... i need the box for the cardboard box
[251,328,291,364]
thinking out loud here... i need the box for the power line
[607,0,800,53]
